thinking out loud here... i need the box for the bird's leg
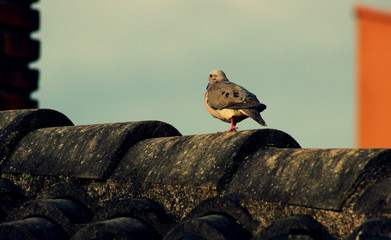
[225,118,238,132]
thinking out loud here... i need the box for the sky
[30,1,391,148]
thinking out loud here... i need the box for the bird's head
[207,69,229,89]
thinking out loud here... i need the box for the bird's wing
[207,82,265,110]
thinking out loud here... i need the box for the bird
[204,69,267,132]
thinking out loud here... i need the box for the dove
[205,69,267,132]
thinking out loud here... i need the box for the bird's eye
[209,74,213,78]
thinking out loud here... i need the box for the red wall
[0,0,39,110]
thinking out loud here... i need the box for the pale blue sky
[31,1,391,148]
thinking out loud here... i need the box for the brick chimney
[356,5,391,148]
[0,0,39,110]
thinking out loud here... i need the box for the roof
[1,108,391,239]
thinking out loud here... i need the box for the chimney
[356,5,391,148]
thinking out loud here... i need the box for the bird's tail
[243,109,267,126]
[254,113,267,126]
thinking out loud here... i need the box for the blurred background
[29,0,391,148]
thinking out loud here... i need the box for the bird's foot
[225,118,238,132]
[225,126,238,132]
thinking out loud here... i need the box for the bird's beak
[206,82,210,90]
